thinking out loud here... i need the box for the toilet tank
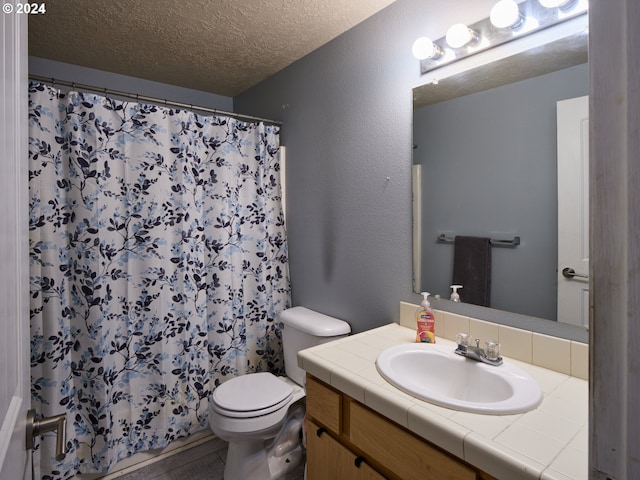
[280,306,351,386]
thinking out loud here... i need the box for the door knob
[562,267,589,280]
[26,409,67,461]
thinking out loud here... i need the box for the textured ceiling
[28,0,397,97]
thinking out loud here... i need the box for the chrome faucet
[455,334,503,366]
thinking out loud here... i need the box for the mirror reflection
[412,33,588,326]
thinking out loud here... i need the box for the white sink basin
[376,343,542,415]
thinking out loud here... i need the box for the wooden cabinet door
[358,461,387,480]
[350,402,476,480]
[307,419,386,480]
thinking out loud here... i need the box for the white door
[557,95,589,327]
[0,11,31,480]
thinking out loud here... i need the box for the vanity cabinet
[305,375,495,480]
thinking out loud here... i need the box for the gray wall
[234,0,496,332]
[29,57,233,112]
[414,64,588,320]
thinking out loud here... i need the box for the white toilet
[209,306,351,480]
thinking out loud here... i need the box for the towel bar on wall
[437,234,520,247]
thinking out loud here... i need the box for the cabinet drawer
[306,375,342,434]
[350,402,476,480]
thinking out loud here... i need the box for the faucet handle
[456,332,470,346]
[484,340,500,361]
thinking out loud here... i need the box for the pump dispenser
[450,285,462,302]
[415,292,436,343]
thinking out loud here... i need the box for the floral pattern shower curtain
[28,82,290,479]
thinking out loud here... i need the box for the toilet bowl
[209,307,350,480]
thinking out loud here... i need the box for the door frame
[0,10,31,480]
[590,0,640,477]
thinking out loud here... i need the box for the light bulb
[445,24,478,49]
[411,37,443,60]
[490,0,523,29]
[538,0,573,8]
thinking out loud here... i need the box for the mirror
[412,31,589,342]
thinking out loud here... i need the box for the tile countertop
[297,323,588,480]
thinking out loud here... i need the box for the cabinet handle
[354,456,365,468]
[316,427,327,437]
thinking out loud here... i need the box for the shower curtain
[28,82,290,479]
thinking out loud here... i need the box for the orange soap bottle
[415,292,435,343]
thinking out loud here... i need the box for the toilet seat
[212,372,294,418]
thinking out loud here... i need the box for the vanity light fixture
[413,0,588,75]
[411,37,443,60]
[445,24,479,49]
[490,0,524,29]
[538,0,576,9]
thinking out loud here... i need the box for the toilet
[209,306,351,480]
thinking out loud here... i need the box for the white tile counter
[298,323,588,480]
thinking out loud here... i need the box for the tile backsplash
[399,302,588,380]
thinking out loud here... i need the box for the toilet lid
[213,372,294,415]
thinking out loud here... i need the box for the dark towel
[452,236,491,307]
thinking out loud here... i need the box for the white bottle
[450,285,462,302]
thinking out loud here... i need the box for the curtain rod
[29,75,283,126]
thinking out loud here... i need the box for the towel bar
[437,234,520,247]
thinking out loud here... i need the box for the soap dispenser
[450,285,462,302]
[415,292,435,343]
